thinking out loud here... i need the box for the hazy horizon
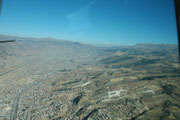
[0,0,179,45]
[0,34,178,47]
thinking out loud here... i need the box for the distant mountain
[0,35,96,69]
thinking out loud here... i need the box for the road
[0,56,43,120]
[0,57,40,78]
[6,55,57,120]
[0,67,21,77]
[0,52,68,120]
[9,81,38,120]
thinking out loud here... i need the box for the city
[0,35,180,120]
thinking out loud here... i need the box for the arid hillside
[0,35,180,120]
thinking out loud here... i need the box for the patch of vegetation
[62,79,81,86]
[82,109,98,120]
[72,93,84,105]
[100,55,134,64]
[56,87,71,92]
[133,58,161,66]
[58,69,71,72]
[140,75,167,81]
[161,84,176,96]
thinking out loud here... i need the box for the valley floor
[0,38,180,120]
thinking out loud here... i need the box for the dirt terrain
[0,35,180,120]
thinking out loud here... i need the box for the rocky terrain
[0,35,180,120]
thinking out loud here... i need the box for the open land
[0,35,180,120]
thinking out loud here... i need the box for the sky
[0,0,178,45]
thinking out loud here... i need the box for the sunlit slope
[0,34,180,120]
[0,35,96,70]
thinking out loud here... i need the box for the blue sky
[0,0,178,45]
